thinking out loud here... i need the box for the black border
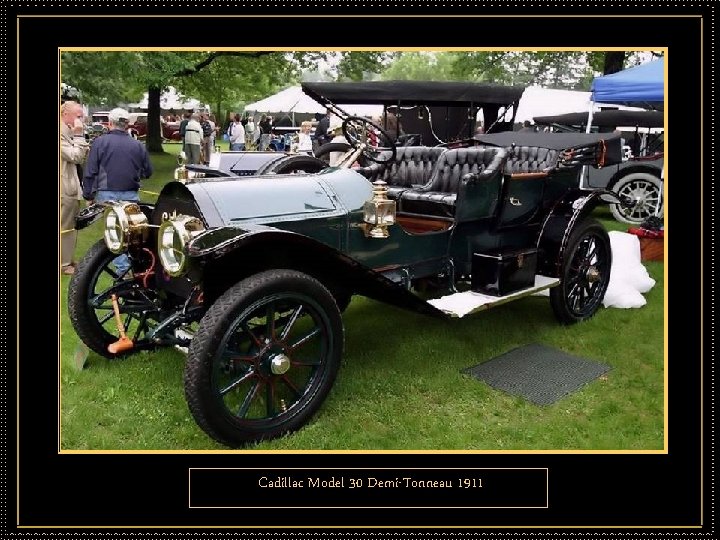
[7,1,713,535]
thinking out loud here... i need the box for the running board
[427,275,560,318]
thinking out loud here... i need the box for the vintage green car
[68,105,626,447]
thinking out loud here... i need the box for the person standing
[258,115,273,151]
[183,113,203,164]
[244,115,255,150]
[60,100,90,276]
[229,114,246,151]
[200,113,213,165]
[314,109,331,148]
[179,111,191,155]
[82,107,153,274]
[296,121,314,155]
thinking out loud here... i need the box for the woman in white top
[297,121,313,155]
[229,114,246,151]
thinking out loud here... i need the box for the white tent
[127,86,208,112]
[507,86,642,124]
[245,86,382,121]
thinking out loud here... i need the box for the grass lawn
[59,145,665,451]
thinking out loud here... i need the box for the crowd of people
[60,102,153,276]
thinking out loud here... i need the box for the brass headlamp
[362,180,396,239]
[157,215,205,277]
[103,202,149,254]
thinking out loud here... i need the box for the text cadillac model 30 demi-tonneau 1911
[68,98,627,448]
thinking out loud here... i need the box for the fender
[536,189,625,277]
[606,163,662,191]
[187,226,447,318]
[75,201,156,231]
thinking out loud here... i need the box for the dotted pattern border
[6,1,716,537]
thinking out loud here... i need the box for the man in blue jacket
[83,107,153,274]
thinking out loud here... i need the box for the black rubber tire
[67,240,140,359]
[313,142,352,163]
[260,154,328,175]
[550,219,612,325]
[184,269,344,447]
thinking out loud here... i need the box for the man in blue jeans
[83,107,153,275]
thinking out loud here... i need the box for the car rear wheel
[610,172,663,224]
[68,240,159,359]
[259,154,328,175]
[550,219,611,325]
[314,142,352,164]
[184,269,343,447]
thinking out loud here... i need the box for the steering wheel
[342,116,397,164]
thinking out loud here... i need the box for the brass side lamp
[174,151,188,183]
[362,180,396,238]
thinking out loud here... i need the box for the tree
[61,51,305,152]
[335,52,396,81]
[380,52,461,81]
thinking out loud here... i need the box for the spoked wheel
[342,116,397,164]
[184,270,343,447]
[68,240,161,358]
[550,219,612,324]
[610,172,663,224]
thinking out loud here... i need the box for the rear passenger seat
[399,147,508,218]
[503,145,559,174]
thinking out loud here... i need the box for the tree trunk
[603,52,626,75]
[146,85,164,153]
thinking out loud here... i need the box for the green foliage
[335,51,397,81]
[380,52,463,81]
[177,53,301,118]
[61,52,203,106]
[452,51,593,89]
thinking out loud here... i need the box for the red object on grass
[627,227,664,239]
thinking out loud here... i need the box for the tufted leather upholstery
[503,145,559,174]
[399,147,507,217]
[357,146,447,191]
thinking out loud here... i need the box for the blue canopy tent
[582,58,665,217]
[590,57,665,110]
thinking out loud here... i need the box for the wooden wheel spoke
[280,375,301,398]
[237,379,262,417]
[279,306,303,341]
[288,327,320,352]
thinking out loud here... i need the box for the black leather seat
[356,146,447,200]
[503,145,559,173]
[399,147,508,217]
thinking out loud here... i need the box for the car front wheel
[68,240,159,358]
[184,269,343,447]
[550,219,612,325]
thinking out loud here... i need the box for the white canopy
[508,86,642,123]
[245,86,382,118]
[127,86,208,112]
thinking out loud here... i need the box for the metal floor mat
[463,343,611,405]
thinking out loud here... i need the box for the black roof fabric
[533,110,664,128]
[474,131,622,151]
[302,81,525,107]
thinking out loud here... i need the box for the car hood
[175,168,373,227]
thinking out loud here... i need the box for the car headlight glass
[103,202,148,254]
[157,215,205,277]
